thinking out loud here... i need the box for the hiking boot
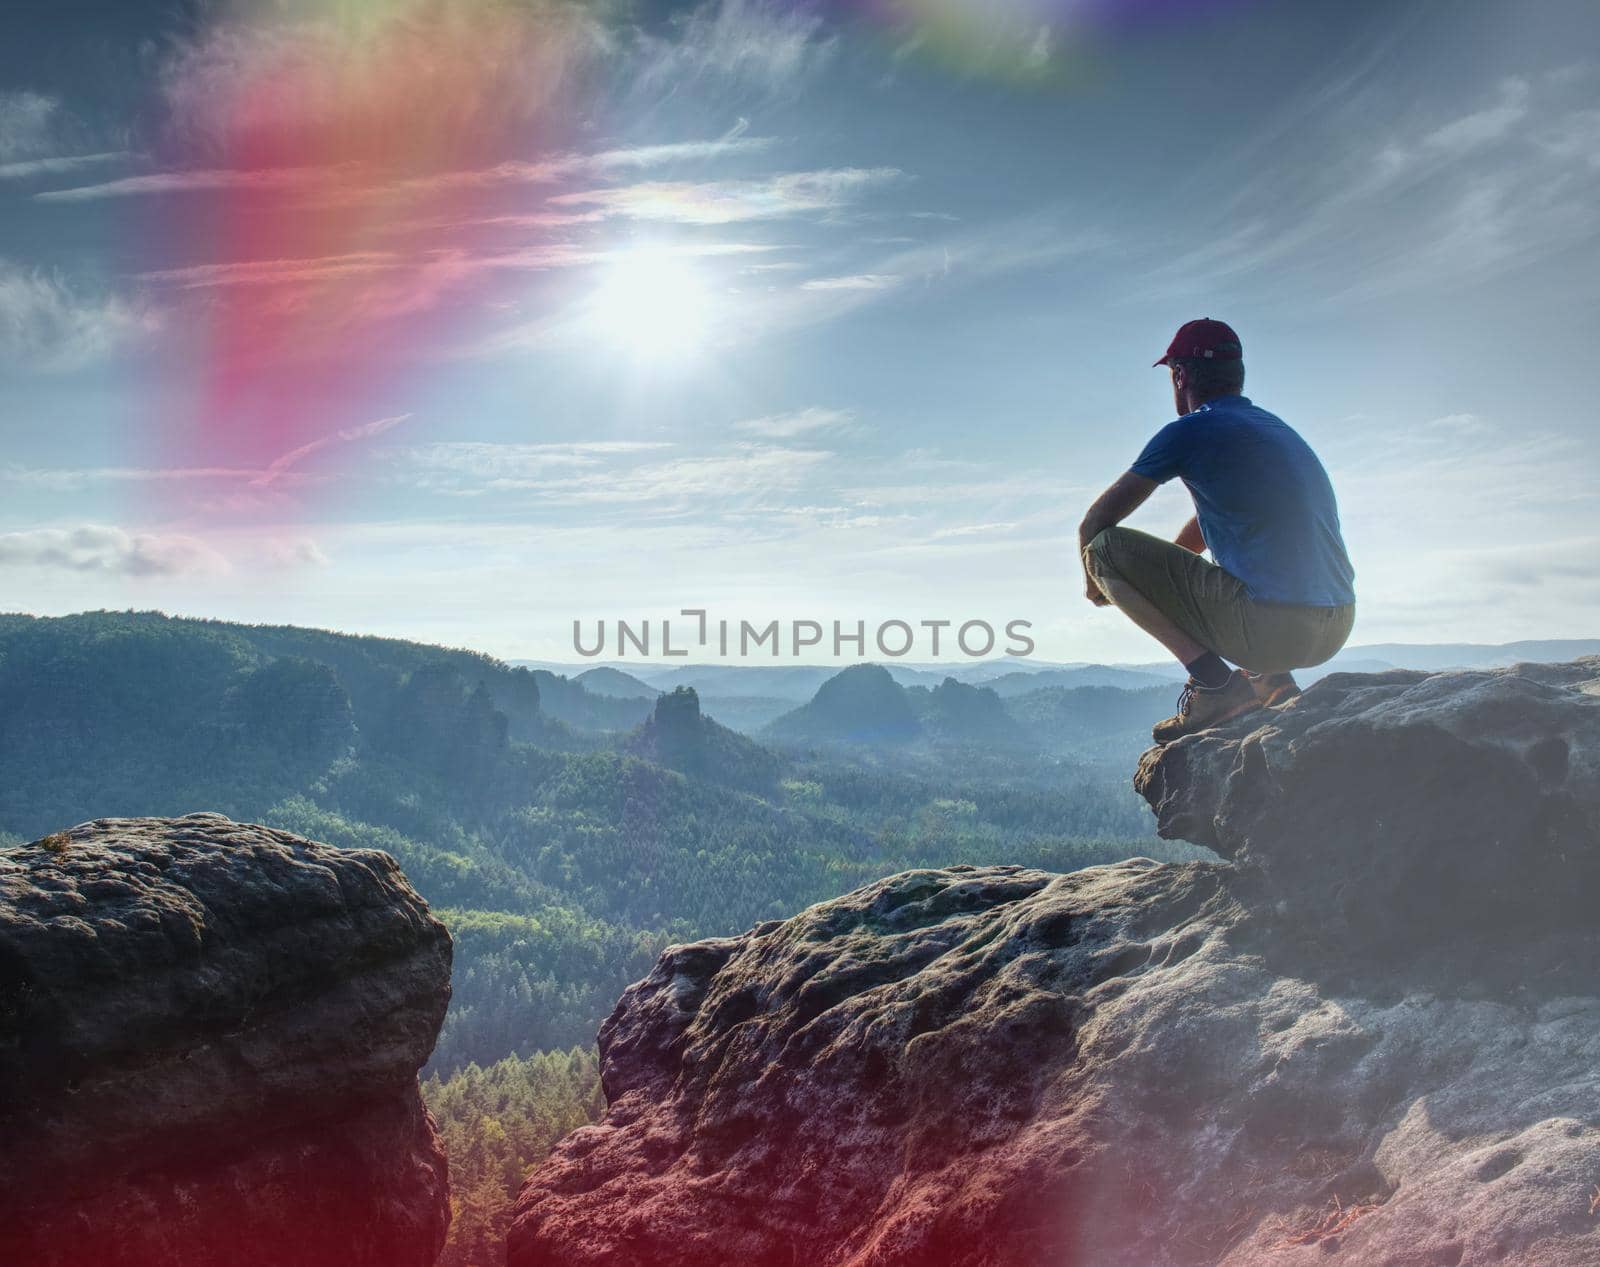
[1248,671,1301,708]
[1151,671,1261,744]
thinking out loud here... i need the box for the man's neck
[1180,388,1240,414]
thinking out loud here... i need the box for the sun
[587,249,711,363]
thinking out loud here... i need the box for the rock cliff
[508,661,1600,1267]
[0,813,453,1267]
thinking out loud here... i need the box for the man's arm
[1078,471,1158,605]
[1175,515,1205,554]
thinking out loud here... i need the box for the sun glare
[588,250,711,363]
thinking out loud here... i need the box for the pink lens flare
[138,0,596,522]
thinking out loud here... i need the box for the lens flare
[126,0,1261,526]
[142,0,595,517]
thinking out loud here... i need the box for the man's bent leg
[1093,573,1209,665]
[1083,527,1249,665]
[1085,527,1265,740]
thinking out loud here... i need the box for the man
[1079,319,1355,743]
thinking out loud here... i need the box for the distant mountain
[1323,640,1600,673]
[984,666,1175,697]
[765,665,922,747]
[1123,639,1600,682]
[635,665,841,703]
[1007,684,1176,762]
[696,695,795,734]
[525,670,654,731]
[907,678,1028,748]
[536,660,1089,699]
[622,687,781,796]
[575,667,660,700]
[517,640,1600,705]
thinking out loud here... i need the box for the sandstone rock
[1134,659,1600,947]
[508,662,1600,1267]
[0,813,453,1267]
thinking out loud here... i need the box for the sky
[1,0,1597,665]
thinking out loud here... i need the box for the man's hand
[1078,471,1158,610]
[1175,515,1206,554]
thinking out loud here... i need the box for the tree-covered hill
[0,610,1202,1079]
[0,609,1214,1267]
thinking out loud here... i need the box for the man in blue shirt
[1079,319,1356,743]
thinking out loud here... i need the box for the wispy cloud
[263,537,331,569]
[734,407,855,437]
[399,440,674,487]
[2,463,261,490]
[550,167,901,224]
[139,251,404,289]
[158,0,607,155]
[0,91,132,184]
[36,138,771,205]
[399,438,833,507]
[1143,71,1600,304]
[800,273,901,291]
[628,0,835,98]
[254,413,411,486]
[0,91,59,159]
[35,164,336,203]
[0,260,156,369]
[0,526,229,577]
[0,151,131,182]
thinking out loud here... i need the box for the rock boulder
[508,662,1600,1267]
[0,813,453,1267]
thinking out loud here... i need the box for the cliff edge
[508,661,1600,1267]
[0,813,454,1267]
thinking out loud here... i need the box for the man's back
[1130,395,1355,606]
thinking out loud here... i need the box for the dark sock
[1184,652,1232,689]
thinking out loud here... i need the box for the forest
[0,610,1205,1267]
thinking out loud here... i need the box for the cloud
[0,260,157,369]
[0,526,229,577]
[263,537,332,569]
[0,91,58,159]
[399,440,674,487]
[34,136,771,208]
[550,167,901,224]
[800,274,901,291]
[254,413,412,486]
[138,251,405,289]
[1423,78,1530,152]
[734,408,855,437]
[35,164,343,202]
[0,151,131,182]
[158,0,607,157]
[402,440,833,507]
[1,463,259,490]
[930,522,1020,539]
[0,92,131,184]
[1142,72,1600,305]
[628,0,835,98]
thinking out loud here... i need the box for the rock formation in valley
[509,661,1600,1267]
[0,813,453,1267]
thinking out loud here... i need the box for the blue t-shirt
[1130,395,1355,606]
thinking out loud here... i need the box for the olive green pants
[1084,526,1354,675]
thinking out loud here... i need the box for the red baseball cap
[1154,318,1243,367]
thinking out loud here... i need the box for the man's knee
[1083,525,1135,581]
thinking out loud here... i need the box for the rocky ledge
[509,661,1600,1267]
[0,813,453,1267]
